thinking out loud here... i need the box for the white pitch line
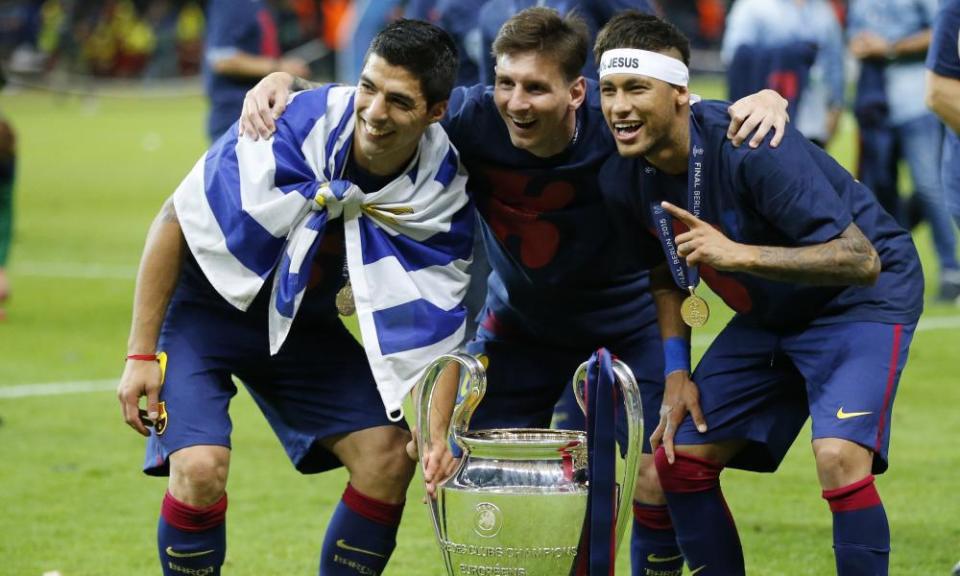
[2,315,960,400]
[0,379,116,399]
[12,261,136,280]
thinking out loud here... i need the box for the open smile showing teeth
[511,117,536,129]
[362,119,393,138]
[614,121,643,137]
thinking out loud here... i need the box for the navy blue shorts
[142,296,404,476]
[465,305,664,454]
[674,320,915,474]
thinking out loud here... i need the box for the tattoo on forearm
[751,224,879,285]
[291,76,315,92]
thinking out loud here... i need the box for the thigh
[466,328,583,430]
[786,321,916,474]
[898,114,944,195]
[675,321,809,472]
[240,320,407,474]
[609,320,665,455]
[144,306,243,476]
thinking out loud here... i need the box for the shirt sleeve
[926,1,960,79]
[441,84,490,151]
[206,0,257,60]
[736,130,852,245]
[720,0,759,65]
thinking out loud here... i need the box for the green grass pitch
[0,81,958,575]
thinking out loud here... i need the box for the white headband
[598,48,689,86]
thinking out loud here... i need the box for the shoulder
[277,84,354,140]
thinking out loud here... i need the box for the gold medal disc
[336,283,356,316]
[680,293,710,328]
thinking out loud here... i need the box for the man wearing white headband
[596,11,923,576]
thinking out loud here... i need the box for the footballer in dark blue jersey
[596,12,923,576]
[119,22,461,576]
[239,9,789,575]
[926,0,960,244]
[204,0,309,141]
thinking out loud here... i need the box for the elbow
[859,251,881,286]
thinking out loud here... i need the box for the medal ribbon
[646,112,707,292]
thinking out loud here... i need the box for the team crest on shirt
[154,401,168,436]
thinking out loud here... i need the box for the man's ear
[427,100,448,124]
[569,76,587,110]
[675,85,690,108]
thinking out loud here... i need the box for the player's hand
[649,370,707,464]
[727,88,789,148]
[117,357,163,437]
[662,201,752,272]
[849,32,891,60]
[240,72,296,140]
[421,434,459,500]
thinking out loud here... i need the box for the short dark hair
[594,11,690,67]
[366,19,459,107]
[492,7,589,82]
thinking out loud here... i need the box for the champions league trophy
[417,352,643,576]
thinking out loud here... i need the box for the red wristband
[126,353,159,362]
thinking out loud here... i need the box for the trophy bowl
[417,353,642,576]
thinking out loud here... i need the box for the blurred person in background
[848,0,960,302]
[0,73,13,322]
[722,0,845,148]
[926,0,960,267]
[204,0,309,140]
[335,0,403,84]
[477,0,658,86]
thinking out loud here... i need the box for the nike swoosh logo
[165,547,214,559]
[336,539,386,558]
[690,565,707,575]
[837,407,873,420]
[647,553,684,563]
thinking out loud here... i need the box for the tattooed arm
[118,196,186,436]
[662,201,881,286]
[746,222,880,285]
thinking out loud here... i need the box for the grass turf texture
[0,81,958,575]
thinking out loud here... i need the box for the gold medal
[335,282,356,316]
[680,289,709,328]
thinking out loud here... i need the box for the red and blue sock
[320,483,404,575]
[157,491,227,576]
[654,447,744,576]
[631,502,683,576]
[823,475,889,576]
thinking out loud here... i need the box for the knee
[654,446,723,494]
[169,446,230,505]
[346,428,415,497]
[813,439,873,490]
[633,454,666,504]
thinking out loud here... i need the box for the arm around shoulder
[926,70,960,133]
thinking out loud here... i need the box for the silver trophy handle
[572,358,643,551]
[416,353,487,470]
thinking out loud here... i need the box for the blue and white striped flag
[173,84,474,418]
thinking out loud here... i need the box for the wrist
[125,353,158,362]
[663,336,691,378]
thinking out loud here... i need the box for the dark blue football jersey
[442,81,662,345]
[602,100,923,329]
[926,0,960,212]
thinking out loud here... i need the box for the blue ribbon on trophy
[583,348,619,575]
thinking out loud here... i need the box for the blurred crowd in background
[0,0,853,81]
